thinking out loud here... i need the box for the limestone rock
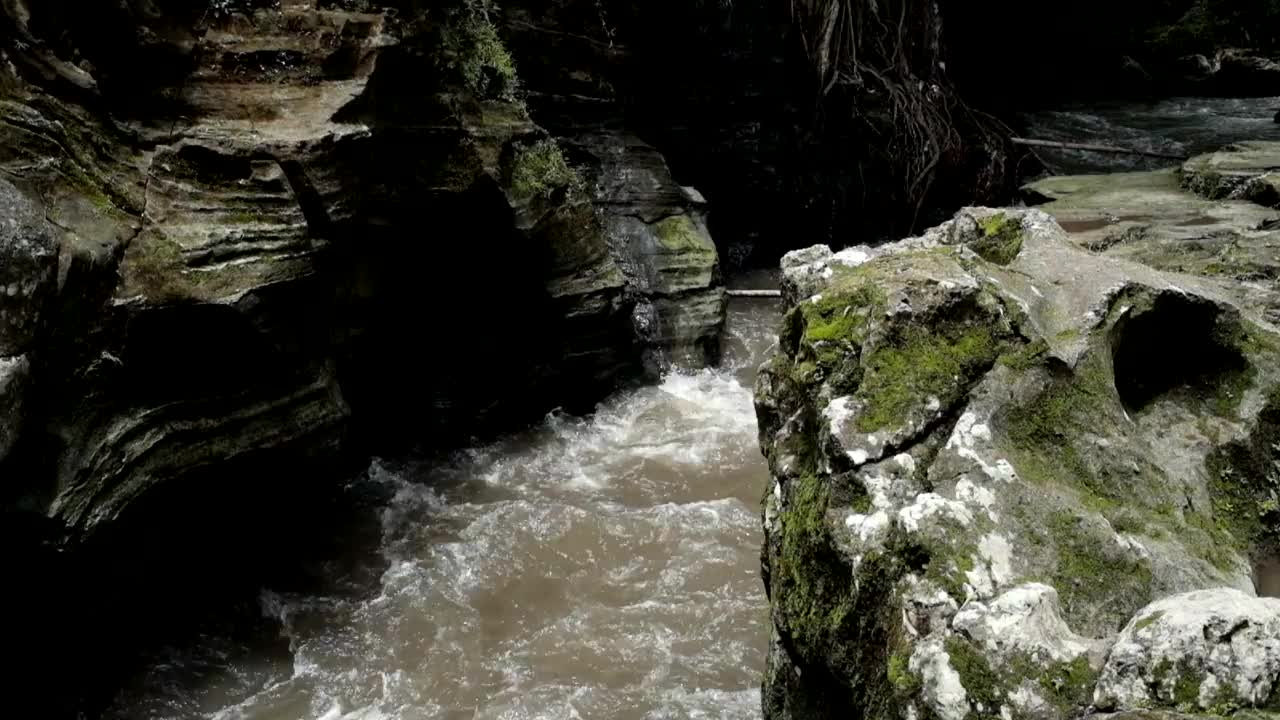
[1095,589,1280,714]
[1026,161,1280,324]
[757,205,1280,720]
[1180,142,1280,208]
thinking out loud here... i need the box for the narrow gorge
[1,1,1279,719]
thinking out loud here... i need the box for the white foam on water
[107,300,782,720]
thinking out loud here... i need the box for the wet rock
[1094,589,1280,713]
[1180,142,1280,208]
[1026,158,1280,324]
[0,178,58,356]
[757,205,1280,719]
[0,0,726,539]
[0,355,31,464]
[1213,50,1280,97]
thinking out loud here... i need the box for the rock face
[0,179,56,465]
[756,204,1280,719]
[1181,142,1280,208]
[1095,589,1280,714]
[0,0,725,540]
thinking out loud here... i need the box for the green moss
[1172,663,1203,710]
[1003,351,1122,502]
[855,323,1000,433]
[653,215,711,252]
[999,338,1050,372]
[1133,610,1164,631]
[796,283,885,370]
[888,651,921,696]
[1202,384,1280,562]
[508,139,581,201]
[1045,509,1154,630]
[1039,656,1099,711]
[971,213,1025,266]
[945,635,1003,717]
[444,0,519,100]
[780,474,856,653]
[122,235,190,302]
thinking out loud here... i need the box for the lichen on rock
[757,205,1280,720]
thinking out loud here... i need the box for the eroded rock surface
[757,206,1280,720]
[0,0,725,539]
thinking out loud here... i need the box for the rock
[1213,50,1280,97]
[1026,160,1280,324]
[0,355,31,464]
[0,0,727,539]
[757,205,1280,719]
[1094,588,1280,714]
[1180,142,1280,208]
[0,178,58,356]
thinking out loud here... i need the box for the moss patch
[1205,385,1280,556]
[508,139,581,201]
[855,323,1000,433]
[946,635,1003,716]
[794,283,885,372]
[121,234,189,302]
[653,215,712,253]
[998,338,1050,372]
[1003,351,1124,503]
[945,636,1101,719]
[771,473,922,716]
[971,213,1025,266]
[442,0,519,100]
[1133,610,1164,631]
[1044,509,1154,631]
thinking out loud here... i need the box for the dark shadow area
[1110,294,1247,415]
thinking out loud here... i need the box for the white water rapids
[107,296,782,720]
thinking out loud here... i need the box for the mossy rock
[970,213,1025,265]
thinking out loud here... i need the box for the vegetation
[786,0,1018,238]
[508,139,582,201]
[439,0,519,100]
[971,213,1024,266]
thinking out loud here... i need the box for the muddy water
[106,294,781,720]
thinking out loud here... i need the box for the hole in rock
[1257,553,1280,598]
[1110,294,1248,415]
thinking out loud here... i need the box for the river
[1022,95,1280,174]
[100,95,1280,720]
[105,292,782,720]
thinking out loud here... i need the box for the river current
[103,95,1280,720]
[1022,95,1280,173]
[106,295,782,720]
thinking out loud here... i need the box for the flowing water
[1023,96,1280,174]
[106,292,782,720]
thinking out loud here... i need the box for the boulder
[757,206,1280,720]
[1213,50,1280,97]
[1180,142,1280,208]
[1095,589,1280,714]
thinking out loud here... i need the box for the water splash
[106,298,782,720]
